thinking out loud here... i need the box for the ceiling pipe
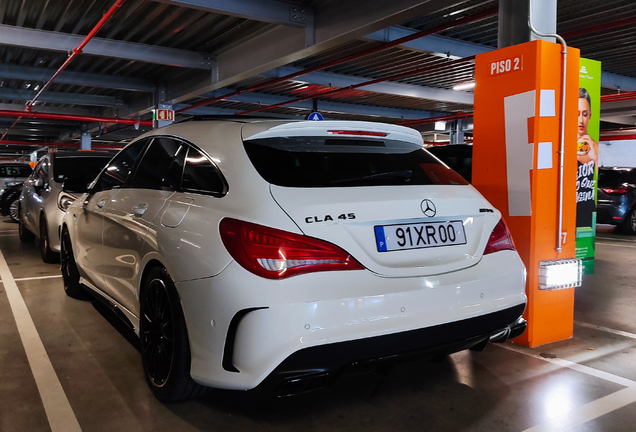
[396,111,473,127]
[177,7,498,114]
[599,134,636,141]
[27,0,127,109]
[237,56,476,115]
[0,139,123,149]
[0,109,152,127]
[561,15,636,40]
[600,91,636,103]
[1,0,127,142]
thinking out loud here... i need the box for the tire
[18,207,35,242]
[140,267,207,402]
[619,207,636,235]
[60,228,90,300]
[9,198,19,222]
[39,216,59,263]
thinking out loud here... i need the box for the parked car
[597,167,636,234]
[61,120,527,402]
[0,181,25,222]
[0,161,32,192]
[19,151,113,262]
[427,144,473,183]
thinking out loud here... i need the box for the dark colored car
[597,167,636,234]
[0,181,24,222]
[427,144,473,183]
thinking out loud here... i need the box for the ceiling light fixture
[453,82,476,91]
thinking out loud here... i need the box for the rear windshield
[243,136,468,187]
[599,169,633,187]
[53,156,112,183]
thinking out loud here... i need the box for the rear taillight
[484,218,515,255]
[220,218,363,279]
[602,187,628,195]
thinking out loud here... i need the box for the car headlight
[58,192,76,211]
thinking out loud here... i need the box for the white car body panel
[179,250,525,389]
[61,119,527,394]
[270,184,495,277]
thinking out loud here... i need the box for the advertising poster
[576,58,601,273]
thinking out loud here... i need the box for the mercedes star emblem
[420,199,437,217]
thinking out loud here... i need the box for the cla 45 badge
[305,213,356,223]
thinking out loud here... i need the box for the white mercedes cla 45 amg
[60,120,527,402]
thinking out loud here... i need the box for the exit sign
[155,109,174,121]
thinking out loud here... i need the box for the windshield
[53,156,112,183]
[244,136,468,188]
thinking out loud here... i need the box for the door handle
[131,203,148,217]
[97,199,107,208]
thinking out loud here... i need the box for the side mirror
[34,178,44,189]
[62,176,89,193]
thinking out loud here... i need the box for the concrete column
[530,0,557,43]
[498,0,556,48]
[450,120,464,144]
[81,132,91,150]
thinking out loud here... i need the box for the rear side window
[131,137,185,190]
[243,136,468,187]
[0,165,32,177]
[181,147,226,196]
[94,139,148,192]
[599,169,631,187]
[53,156,112,183]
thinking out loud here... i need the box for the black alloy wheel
[9,198,19,222]
[60,228,89,299]
[18,206,35,242]
[140,267,207,402]
[620,208,636,235]
[39,217,59,263]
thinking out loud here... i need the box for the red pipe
[27,0,127,110]
[397,111,473,127]
[600,134,636,141]
[1,0,127,143]
[238,56,476,115]
[177,7,497,114]
[600,91,636,103]
[0,140,123,149]
[562,15,636,40]
[0,109,152,126]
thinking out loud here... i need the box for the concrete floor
[1,218,636,432]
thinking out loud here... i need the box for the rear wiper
[331,170,412,185]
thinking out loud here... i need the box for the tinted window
[599,169,631,187]
[0,165,32,177]
[131,137,185,190]
[181,147,225,195]
[94,139,148,192]
[244,137,468,187]
[53,156,112,183]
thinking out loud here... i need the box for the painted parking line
[596,241,636,249]
[15,274,63,282]
[499,344,636,432]
[521,387,636,432]
[0,249,82,432]
[575,320,636,340]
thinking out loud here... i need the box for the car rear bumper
[260,306,526,396]
[177,250,527,391]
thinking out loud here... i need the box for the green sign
[576,58,601,274]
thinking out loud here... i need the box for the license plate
[374,220,466,252]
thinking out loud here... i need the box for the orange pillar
[472,40,580,347]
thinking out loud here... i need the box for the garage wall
[599,140,636,168]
